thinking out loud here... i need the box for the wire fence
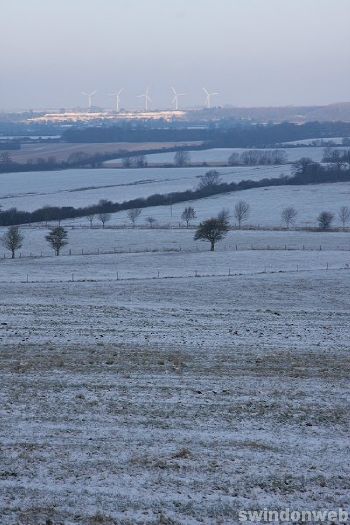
[2,243,350,260]
[4,262,350,285]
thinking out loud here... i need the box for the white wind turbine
[108,88,124,113]
[137,87,152,111]
[171,87,185,110]
[203,87,219,109]
[81,90,97,111]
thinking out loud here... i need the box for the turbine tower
[108,88,124,113]
[81,91,97,111]
[171,87,185,110]
[137,88,152,111]
[203,87,219,109]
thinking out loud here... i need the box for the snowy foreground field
[1,227,350,524]
[0,272,350,524]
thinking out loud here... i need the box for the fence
[6,262,350,285]
[2,243,350,260]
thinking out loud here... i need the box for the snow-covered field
[1,144,349,229]
[1,246,350,283]
[1,144,350,524]
[1,269,349,524]
[142,146,329,165]
[0,165,289,212]
[1,227,350,259]
[55,180,350,229]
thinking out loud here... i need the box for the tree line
[228,149,287,166]
[322,147,350,168]
[62,121,350,147]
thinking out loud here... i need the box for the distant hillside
[191,103,350,123]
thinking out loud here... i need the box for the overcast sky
[1,0,349,110]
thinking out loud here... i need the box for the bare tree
[145,216,156,228]
[317,211,334,230]
[135,154,147,168]
[234,200,250,228]
[181,206,196,228]
[2,226,23,259]
[197,170,222,191]
[127,208,142,227]
[98,212,111,228]
[87,214,95,229]
[338,206,350,229]
[228,152,240,166]
[281,207,298,228]
[194,214,230,251]
[0,151,13,165]
[217,208,230,223]
[121,156,132,168]
[45,226,68,256]
[174,150,190,167]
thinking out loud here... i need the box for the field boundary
[2,264,349,285]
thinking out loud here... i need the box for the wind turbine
[137,87,152,111]
[171,87,185,110]
[203,87,219,109]
[81,91,97,111]
[108,88,124,113]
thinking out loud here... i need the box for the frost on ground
[0,271,350,524]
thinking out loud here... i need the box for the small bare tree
[127,208,142,227]
[174,150,190,167]
[317,211,334,230]
[234,200,250,228]
[198,170,222,191]
[228,152,240,166]
[146,216,156,228]
[181,206,196,228]
[281,207,298,228]
[98,212,111,228]
[217,208,230,223]
[338,206,350,229]
[121,156,132,168]
[2,225,23,259]
[87,214,95,229]
[45,226,68,256]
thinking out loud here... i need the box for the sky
[1,0,350,111]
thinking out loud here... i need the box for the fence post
[326,262,329,270]
[72,273,74,282]
[157,271,160,278]
[228,268,231,276]
[26,274,29,283]
[117,271,119,280]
